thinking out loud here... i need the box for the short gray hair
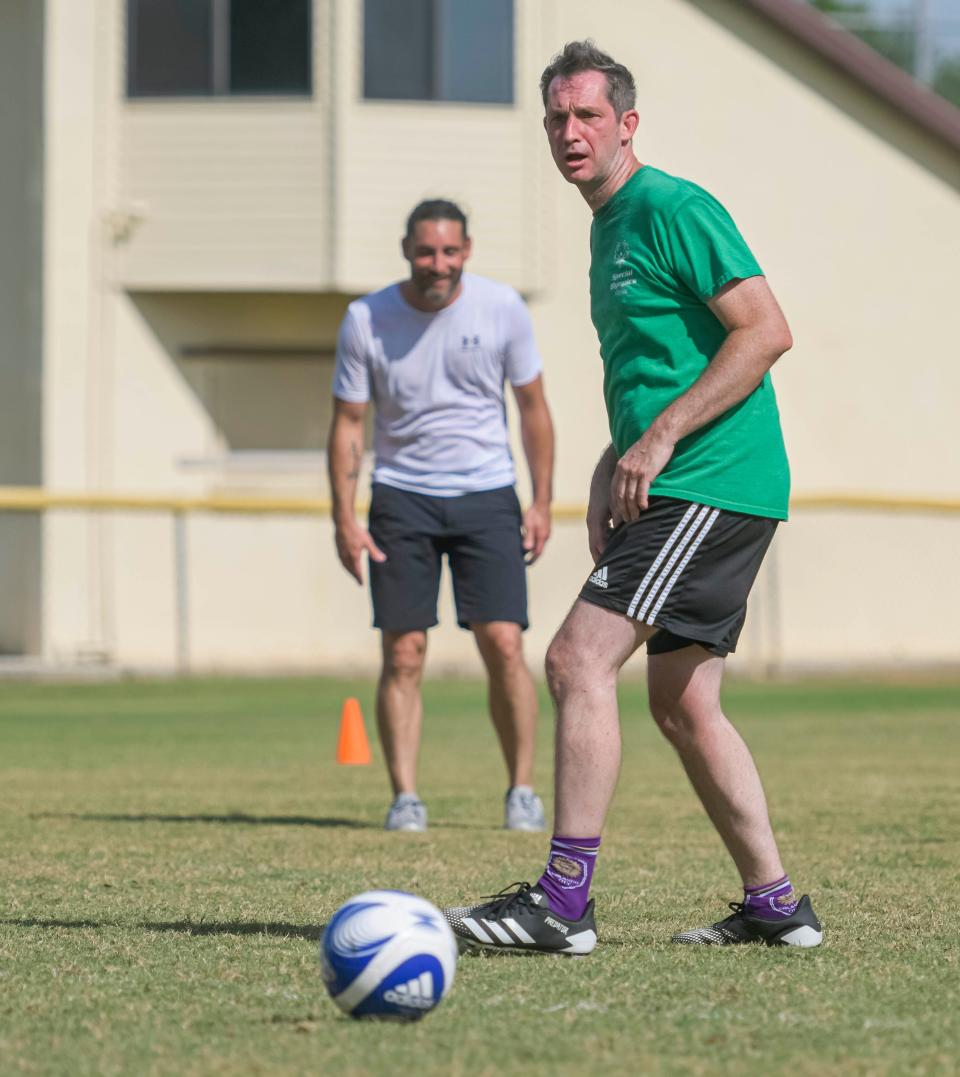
[539,40,636,117]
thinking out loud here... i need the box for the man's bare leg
[545,600,654,835]
[646,645,784,887]
[471,620,537,788]
[376,629,428,796]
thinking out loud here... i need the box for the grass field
[1,675,958,1076]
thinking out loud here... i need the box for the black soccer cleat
[443,882,597,956]
[672,895,823,947]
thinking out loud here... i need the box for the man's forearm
[649,328,784,446]
[520,407,554,506]
[327,418,364,525]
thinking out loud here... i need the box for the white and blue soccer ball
[320,890,458,1020]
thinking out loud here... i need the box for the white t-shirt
[332,273,543,496]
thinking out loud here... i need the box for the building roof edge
[738,0,960,153]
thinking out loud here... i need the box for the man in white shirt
[328,199,555,832]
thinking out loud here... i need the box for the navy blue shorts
[368,483,528,633]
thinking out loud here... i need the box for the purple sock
[743,874,799,921]
[535,835,601,921]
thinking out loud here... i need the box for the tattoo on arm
[346,441,361,481]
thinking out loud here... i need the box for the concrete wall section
[773,512,960,668]
[0,0,45,654]
[78,507,960,674]
[99,291,353,666]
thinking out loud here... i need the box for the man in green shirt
[443,41,822,953]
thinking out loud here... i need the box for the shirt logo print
[611,241,634,297]
[461,334,481,349]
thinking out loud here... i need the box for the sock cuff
[744,874,790,896]
[551,835,601,853]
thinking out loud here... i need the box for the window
[127,0,311,98]
[364,0,514,104]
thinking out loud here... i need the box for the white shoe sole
[455,928,597,956]
[775,925,823,947]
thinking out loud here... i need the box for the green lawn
[1,676,958,1076]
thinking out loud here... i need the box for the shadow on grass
[3,918,631,949]
[30,812,377,829]
[460,938,629,956]
[1,917,325,940]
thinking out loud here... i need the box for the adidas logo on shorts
[588,565,609,589]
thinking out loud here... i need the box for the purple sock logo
[771,890,799,916]
[546,853,588,890]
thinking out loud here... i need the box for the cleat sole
[772,925,823,947]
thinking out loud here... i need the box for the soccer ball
[320,890,458,1020]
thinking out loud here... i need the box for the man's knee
[382,632,427,682]
[647,684,715,748]
[545,630,581,701]
[474,622,525,669]
[647,686,683,745]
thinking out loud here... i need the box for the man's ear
[462,236,473,261]
[620,108,639,142]
[401,235,411,261]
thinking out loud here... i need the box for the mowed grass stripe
[1,677,958,1076]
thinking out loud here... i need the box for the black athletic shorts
[578,496,777,657]
[368,482,528,633]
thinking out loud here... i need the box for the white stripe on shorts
[635,506,712,622]
[645,509,720,624]
[625,503,699,618]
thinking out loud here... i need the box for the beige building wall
[26,0,960,672]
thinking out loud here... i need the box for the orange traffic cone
[336,697,371,765]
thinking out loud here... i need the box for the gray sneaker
[504,786,546,831]
[385,793,427,832]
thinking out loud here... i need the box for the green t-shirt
[590,166,790,520]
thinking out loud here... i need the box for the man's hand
[610,427,677,524]
[334,519,386,585]
[522,502,551,564]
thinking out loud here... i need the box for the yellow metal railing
[1,487,959,518]
[786,494,960,515]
